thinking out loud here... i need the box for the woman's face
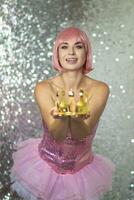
[58,38,86,72]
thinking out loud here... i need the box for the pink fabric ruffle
[10,138,115,200]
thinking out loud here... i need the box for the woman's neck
[59,72,85,92]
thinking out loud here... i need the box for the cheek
[80,52,86,62]
[57,51,65,66]
[58,50,65,60]
[58,50,62,62]
[80,53,86,66]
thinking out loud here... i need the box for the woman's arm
[34,81,69,142]
[70,117,89,140]
[70,82,110,140]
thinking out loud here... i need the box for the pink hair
[52,27,93,74]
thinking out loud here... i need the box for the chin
[63,68,83,72]
[62,64,81,69]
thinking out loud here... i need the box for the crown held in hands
[54,88,90,116]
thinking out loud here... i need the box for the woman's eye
[60,46,68,49]
[76,45,84,49]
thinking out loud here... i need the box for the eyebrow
[60,42,84,45]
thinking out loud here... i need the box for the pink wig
[52,27,93,74]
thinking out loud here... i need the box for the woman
[10,27,115,200]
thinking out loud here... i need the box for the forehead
[59,35,85,45]
[60,40,84,45]
[58,32,84,43]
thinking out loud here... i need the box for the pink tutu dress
[10,119,115,200]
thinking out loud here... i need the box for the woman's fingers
[50,106,58,116]
[50,108,90,120]
[71,113,90,120]
[50,108,68,119]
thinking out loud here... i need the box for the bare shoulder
[96,80,109,96]
[83,78,110,130]
[94,80,109,94]
[86,76,110,96]
[34,76,62,104]
[34,79,53,95]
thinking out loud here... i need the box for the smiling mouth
[66,58,78,64]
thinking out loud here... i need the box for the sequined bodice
[38,119,99,174]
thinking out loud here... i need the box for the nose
[68,46,75,55]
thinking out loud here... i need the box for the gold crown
[55,88,91,116]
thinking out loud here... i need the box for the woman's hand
[71,112,90,121]
[50,106,69,120]
[50,107,90,120]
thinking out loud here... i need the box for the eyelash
[76,45,84,49]
[60,46,68,49]
[60,45,84,49]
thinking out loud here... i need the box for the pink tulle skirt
[10,138,115,200]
